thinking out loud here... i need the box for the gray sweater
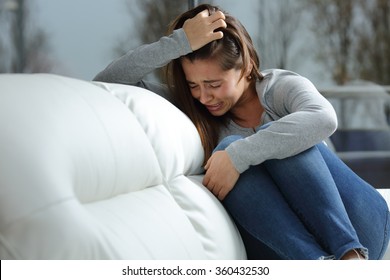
[94,29,338,173]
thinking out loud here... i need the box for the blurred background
[0,0,388,85]
[0,0,389,187]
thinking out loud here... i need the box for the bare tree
[115,0,188,56]
[0,0,54,73]
[355,0,390,85]
[306,0,390,85]
[0,0,14,72]
[116,0,211,81]
[257,0,302,70]
[306,0,357,85]
[134,1,187,44]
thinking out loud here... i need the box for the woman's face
[181,58,250,116]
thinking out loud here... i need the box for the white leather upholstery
[0,74,245,259]
[0,74,388,260]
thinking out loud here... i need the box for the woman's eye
[210,84,221,88]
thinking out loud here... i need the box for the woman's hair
[165,4,263,164]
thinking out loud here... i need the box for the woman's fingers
[183,9,226,51]
[202,151,240,200]
[206,11,226,40]
[208,11,226,25]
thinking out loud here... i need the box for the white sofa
[0,74,389,260]
[0,73,245,259]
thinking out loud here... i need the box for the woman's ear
[245,62,254,81]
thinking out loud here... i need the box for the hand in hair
[203,150,239,200]
[183,9,227,51]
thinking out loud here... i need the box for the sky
[32,0,330,85]
[34,0,131,80]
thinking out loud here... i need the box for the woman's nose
[199,88,212,104]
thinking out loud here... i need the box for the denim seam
[378,210,390,259]
[237,220,291,259]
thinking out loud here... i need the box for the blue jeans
[215,135,390,260]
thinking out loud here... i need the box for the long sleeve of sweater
[93,29,192,99]
[225,70,338,173]
[93,32,337,175]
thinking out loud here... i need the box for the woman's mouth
[205,102,223,112]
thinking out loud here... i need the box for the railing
[319,85,390,189]
[319,85,390,130]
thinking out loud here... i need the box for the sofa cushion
[93,81,204,178]
[0,74,245,259]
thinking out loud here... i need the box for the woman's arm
[93,29,192,99]
[203,71,337,200]
[94,29,191,85]
[93,9,226,100]
[226,71,338,173]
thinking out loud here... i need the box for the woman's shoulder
[258,69,315,93]
[256,69,296,100]
[256,69,318,108]
[260,69,302,83]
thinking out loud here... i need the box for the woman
[94,4,389,260]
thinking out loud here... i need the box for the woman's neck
[230,84,264,128]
